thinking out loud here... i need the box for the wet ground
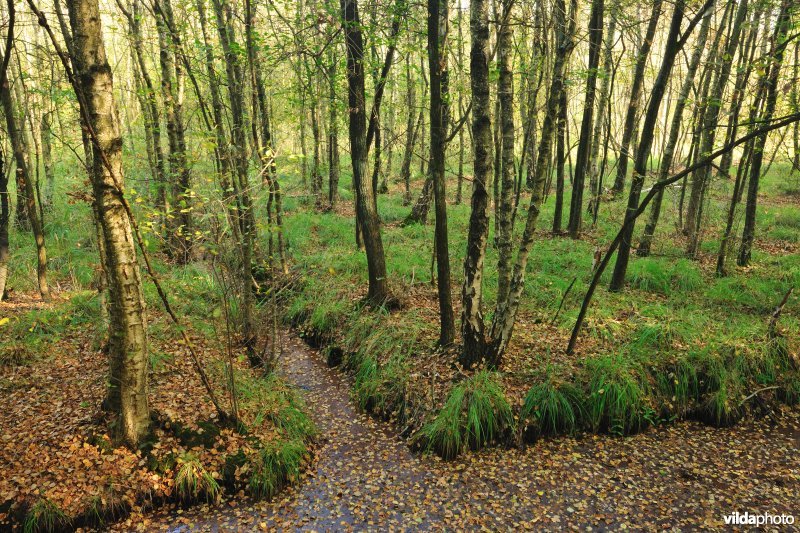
[134,334,799,531]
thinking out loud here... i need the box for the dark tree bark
[637,6,712,257]
[327,48,340,207]
[460,0,492,366]
[341,0,390,305]
[609,0,710,292]
[610,0,663,194]
[495,0,515,309]
[686,0,746,258]
[428,0,455,345]
[566,0,603,237]
[738,0,791,267]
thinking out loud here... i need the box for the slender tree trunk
[341,0,390,305]
[566,0,603,237]
[738,0,791,267]
[460,0,492,366]
[609,0,706,291]
[211,0,258,353]
[328,51,340,207]
[495,0,515,308]
[155,0,192,263]
[552,86,567,233]
[400,54,417,206]
[67,0,149,446]
[686,0,744,258]
[427,0,455,345]
[638,6,712,256]
[611,0,663,194]
[485,0,577,365]
[1,62,50,301]
[0,151,8,300]
[587,4,616,217]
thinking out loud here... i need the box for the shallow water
[137,333,799,531]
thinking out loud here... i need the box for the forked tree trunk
[609,0,709,291]
[638,6,712,257]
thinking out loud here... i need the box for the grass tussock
[520,375,584,438]
[247,439,307,499]
[421,371,514,459]
[584,355,652,435]
[23,497,68,533]
[175,453,221,503]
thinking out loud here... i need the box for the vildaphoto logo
[723,512,795,526]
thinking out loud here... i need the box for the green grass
[583,355,651,435]
[1,291,100,365]
[520,374,585,438]
[175,452,221,503]
[421,371,514,459]
[247,438,307,499]
[23,497,68,533]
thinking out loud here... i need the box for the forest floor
[0,291,315,531]
[2,160,799,529]
[143,333,799,531]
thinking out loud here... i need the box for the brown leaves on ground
[0,291,287,529]
[143,334,800,531]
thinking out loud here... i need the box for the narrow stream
[146,333,799,531]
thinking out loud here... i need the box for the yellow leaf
[0,317,8,326]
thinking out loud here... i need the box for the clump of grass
[421,371,514,459]
[225,370,316,442]
[247,439,307,499]
[23,497,68,533]
[174,453,220,503]
[630,320,685,351]
[629,258,703,295]
[520,375,585,438]
[583,355,650,435]
[655,357,701,417]
[353,353,409,416]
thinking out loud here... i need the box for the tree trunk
[328,51,340,207]
[67,0,149,446]
[637,5,712,257]
[460,0,492,366]
[495,0,515,308]
[738,0,791,267]
[566,0,603,237]
[427,0,455,345]
[610,0,663,194]
[609,0,706,291]
[155,0,192,264]
[486,0,577,366]
[0,60,50,301]
[587,3,616,217]
[341,0,390,305]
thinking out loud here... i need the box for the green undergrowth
[0,291,101,366]
[420,371,515,460]
[211,366,316,499]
